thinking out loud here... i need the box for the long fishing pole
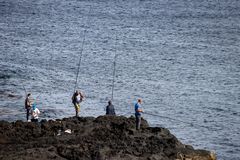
[143,111,216,131]
[113,99,216,131]
[22,84,27,96]
[15,71,28,96]
[111,35,118,101]
[73,6,92,93]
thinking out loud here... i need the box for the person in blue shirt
[135,99,143,130]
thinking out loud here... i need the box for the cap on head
[27,93,31,97]
[75,90,79,94]
[32,103,36,110]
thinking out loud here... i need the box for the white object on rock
[64,129,72,134]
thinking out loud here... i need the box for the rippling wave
[0,0,240,159]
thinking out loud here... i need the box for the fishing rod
[113,100,217,131]
[14,71,28,96]
[116,108,217,131]
[73,6,92,93]
[143,111,217,131]
[22,84,27,96]
[111,35,118,101]
[35,93,41,100]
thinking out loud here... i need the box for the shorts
[74,103,80,112]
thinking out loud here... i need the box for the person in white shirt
[72,90,84,117]
[31,103,40,122]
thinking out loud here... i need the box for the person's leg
[135,115,139,130]
[75,103,80,117]
[138,115,141,130]
[26,109,29,121]
[75,107,78,117]
[77,104,80,117]
[74,103,77,117]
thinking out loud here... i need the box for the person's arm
[80,93,84,102]
[72,94,75,103]
[137,109,143,112]
[137,104,143,112]
[25,98,30,108]
[27,101,31,107]
[37,109,40,114]
[25,99,27,109]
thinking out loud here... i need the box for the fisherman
[25,93,32,122]
[135,99,143,130]
[106,100,116,115]
[31,103,40,122]
[72,90,84,117]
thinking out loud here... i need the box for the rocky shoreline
[0,116,216,160]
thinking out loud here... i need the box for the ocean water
[0,0,240,159]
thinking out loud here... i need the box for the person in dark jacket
[25,93,32,122]
[106,100,116,115]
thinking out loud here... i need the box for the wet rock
[0,116,216,160]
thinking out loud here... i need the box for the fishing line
[115,109,217,131]
[22,84,27,96]
[15,72,27,97]
[113,99,216,131]
[111,35,118,101]
[73,6,92,93]
[143,111,217,131]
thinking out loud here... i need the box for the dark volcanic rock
[0,116,216,160]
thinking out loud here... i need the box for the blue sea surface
[0,0,240,159]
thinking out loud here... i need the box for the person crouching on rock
[25,93,33,122]
[31,103,40,122]
[106,100,116,115]
[135,99,143,130]
[72,90,84,117]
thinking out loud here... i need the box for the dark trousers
[135,115,141,130]
[26,108,30,121]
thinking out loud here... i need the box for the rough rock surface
[0,116,216,160]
